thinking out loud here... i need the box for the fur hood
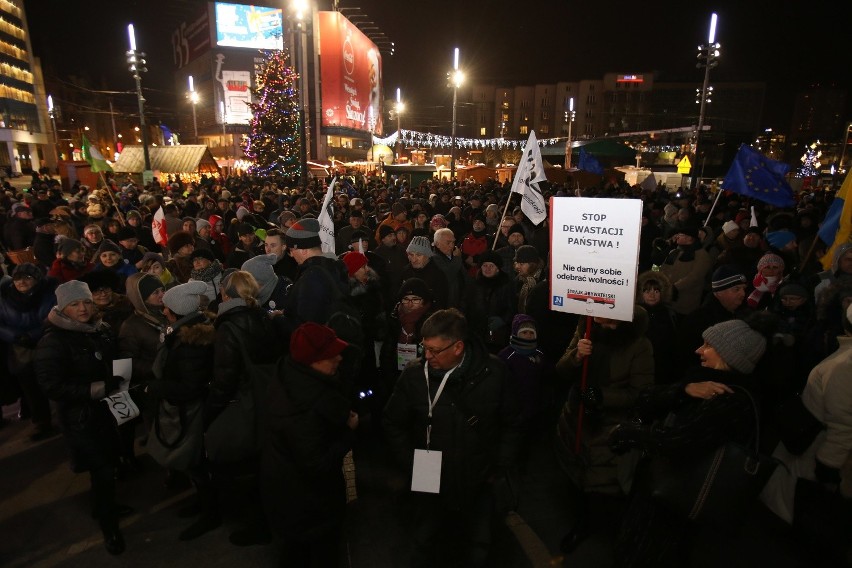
[636,270,673,304]
[176,319,216,346]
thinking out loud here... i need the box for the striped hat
[285,218,321,249]
[711,265,746,292]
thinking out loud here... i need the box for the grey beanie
[406,235,433,257]
[196,218,211,231]
[162,280,207,316]
[285,218,322,249]
[55,280,92,312]
[241,253,278,304]
[702,320,766,374]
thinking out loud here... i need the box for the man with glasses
[383,308,521,567]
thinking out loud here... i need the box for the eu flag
[578,147,604,175]
[722,144,795,207]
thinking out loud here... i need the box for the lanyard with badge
[410,361,458,494]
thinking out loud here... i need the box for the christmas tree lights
[243,49,302,178]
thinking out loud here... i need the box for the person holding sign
[35,280,129,555]
[553,307,654,553]
[383,309,521,568]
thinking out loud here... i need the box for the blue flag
[160,124,177,145]
[578,147,604,175]
[722,145,795,207]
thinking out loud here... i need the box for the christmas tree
[243,49,302,177]
[797,141,821,178]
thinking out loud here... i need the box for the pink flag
[152,206,168,246]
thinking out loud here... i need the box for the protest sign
[549,197,642,322]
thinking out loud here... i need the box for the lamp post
[220,100,228,176]
[47,95,60,170]
[126,24,152,185]
[694,12,720,188]
[564,97,575,169]
[188,75,199,143]
[449,48,464,181]
[395,87,404,163]
[291,0,309,187]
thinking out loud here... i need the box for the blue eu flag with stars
[578,147,604,175]
[722,144,795,207]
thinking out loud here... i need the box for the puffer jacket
[383,336,521,509]
[148,312,215,403]
[118,273,167,387]
[278,255,350,333]
[0,278,57,344]
[260,356,354,539]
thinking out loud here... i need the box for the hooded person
[241,253,289,312]
[498,314,550,441]
[47,237,93,284]
[119,273,167,400]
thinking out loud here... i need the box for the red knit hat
[290,322,348,365]
[342,251,368,277]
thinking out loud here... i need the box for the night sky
[23,0,850,134]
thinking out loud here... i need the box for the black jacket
[148,313,215,403]
[383,337,521,509]
[260,356,354,539]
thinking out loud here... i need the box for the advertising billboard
[172,8,211,69]
[213,50,260,125]
[214,2,283,50]
[319,11,383,134]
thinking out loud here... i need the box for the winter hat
[509,313,538,354]
[285,218,322,249]
[722,220,740,235]
[757,253,785,272]
[677,223,701,241]
[96,239,121,257]
[511,313,537,338]
[12,262,43,281]
[507,224,526,237]
[241,253,278,304]
[80,270,121,292]
[236,205,250,221]
[350,229,369,244]
[398,277,434,302]
[778,281,808,299]
[290,321,348,366]
[348,209,363,219]
[57,237,83,257]
[54,280,92,312]
[196,218,211,232]
[162,280,208,317]
[477,250,503,271]
[168,231,195,254]
[342,251,368,277]
[235,222,255,237]
[190,248,216,262]
[430,214,448,229]
[378,225,396,239]
[514,245,540,264]
[116,226,137,242]
[137,273,165,302]
[391,202,407,216]
[702,319,766,374]
[406,235,433,257]
[140,251,165,266]
[711,265,747,292]
[766,230,796,250]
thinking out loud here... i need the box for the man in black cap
[335,210,367,255]
[676,264,749,367]
[225,223,258,268]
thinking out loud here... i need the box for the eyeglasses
[400,297,423,305]
[419,340,459,356]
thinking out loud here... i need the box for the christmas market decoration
[243,49,302,177]
[797,141,822,178]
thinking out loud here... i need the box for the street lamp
[291,0,309,187]
[449,48,464,181]
[395,87,404,163]
[694,12,720,188]
[564,97,575,169]
[126,23,153,185]
[188,75,199,143]
[47,95,60,169]
[220,100,228,176]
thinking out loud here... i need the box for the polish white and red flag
[152,206,168,246]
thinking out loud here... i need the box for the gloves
[608,422,654,455]
[580,387,603,415]
[103,376,122,395]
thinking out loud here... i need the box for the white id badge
[411,449,442,493]
[397,342,418,371]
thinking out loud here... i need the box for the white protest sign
[102,390,140,426]
[549,197,642,322]
[113,358,132,391]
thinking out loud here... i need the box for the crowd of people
[0,170,850,566]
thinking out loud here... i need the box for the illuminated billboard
[214,2,283,50]
[319,11,383,134]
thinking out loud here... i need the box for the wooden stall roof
[112,145,220,174]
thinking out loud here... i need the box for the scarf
[747,273,779,308]
[47,308,103,333]
[217,297,247,317]
[517,268,542,313]
[398,303,430,343]
[509,334,538,355]
[190,260,223,283]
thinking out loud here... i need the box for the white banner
[510,131,548,225]
[317,178,337,254]
[549,197,642,322]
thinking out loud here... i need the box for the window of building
[540,124,549,134]
[480,127,487,136]
[519,125,528,135]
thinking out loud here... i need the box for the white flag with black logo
[510,131,548,225]
[317,178,337,254]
